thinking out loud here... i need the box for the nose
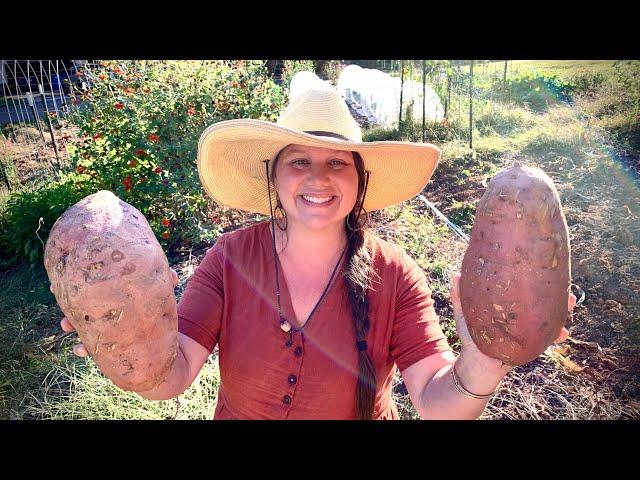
[306,163,333,184]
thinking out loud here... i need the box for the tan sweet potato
[44,190,178,391]
[459,162,571,366]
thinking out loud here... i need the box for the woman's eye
[330,159,347,167]
[291,159,309,166]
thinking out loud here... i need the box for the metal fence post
[39,84,62,168]
[26,92,46,144]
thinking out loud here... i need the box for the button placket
[283,333,304,412]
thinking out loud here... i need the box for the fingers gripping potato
[44,190,179,391]
[459,163,572,367]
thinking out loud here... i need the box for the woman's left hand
[449,273,577,375]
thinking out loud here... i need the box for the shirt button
[282,395,292,405]
[288,374,297,385]
[294,346,303,357]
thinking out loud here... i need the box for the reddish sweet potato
[459,163,571,366]
[44,190,178,391]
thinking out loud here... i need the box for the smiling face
[273,144,360,232]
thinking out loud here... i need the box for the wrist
[137,345,186,400]
[454,349,508,397]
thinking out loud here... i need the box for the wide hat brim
[197,119,442,216]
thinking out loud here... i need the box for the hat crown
[276,88,363,142]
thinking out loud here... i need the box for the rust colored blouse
[177,221,452,419]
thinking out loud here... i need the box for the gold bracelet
[450,363,498,400]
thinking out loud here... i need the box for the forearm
[135,346,191,401]
[418,350,506,420]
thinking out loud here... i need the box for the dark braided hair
[271,149,376,419]
[344,152,376,419]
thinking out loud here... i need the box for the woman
[62,87,575,419]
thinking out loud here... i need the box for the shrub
[497,72,575,112]
[0,149,20,192]
[0,173,93,267]
[569,71,606,96]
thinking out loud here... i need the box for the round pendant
[280,320,292,333]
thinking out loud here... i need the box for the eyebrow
[283,148,352,158]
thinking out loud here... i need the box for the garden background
[1,59,638,419]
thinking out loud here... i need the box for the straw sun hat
[197,86,442,216]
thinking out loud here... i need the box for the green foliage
[569,71,606,96]
[498,72,575,112]
[362,125,404,142]
[0,260,62,418]
[0,60,322,267]
[63,61,284,251]
[363,117,467,144]
[315,60,346,84]
[614,60,640,113]
[0,174,93,268]
[475,106,537,137]
[0,150,20,192]
[518,112,588,159]
[280,60,316,95]
[484,60,616,82]
[600,112,640,155]
[446,199,476,233]
[568,60,640,157]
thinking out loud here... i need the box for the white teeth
[302,195,332,204]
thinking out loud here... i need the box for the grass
[0,257,220,420]
[0,261,63,418]
[483,60,617,81]
[475,105,538,137]
[22,351,220,420]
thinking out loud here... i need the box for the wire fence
[0,60,103,192]
[1,60,98,161]
[348,60,516,145]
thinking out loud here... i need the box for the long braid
[344,152,376,420]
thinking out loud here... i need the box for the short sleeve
[390,251,452,372]
[177,235,226,353]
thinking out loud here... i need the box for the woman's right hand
[59,268,180,358]
[60,316,89,357]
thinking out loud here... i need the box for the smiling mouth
[300,195,336,205]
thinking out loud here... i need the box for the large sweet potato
[44,190,178,391]
[459,163,571,366]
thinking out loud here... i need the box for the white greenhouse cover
[337,64,444,128]
[288,67,444,129]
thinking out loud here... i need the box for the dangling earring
[275,202,288,231]
[346,208,368,232]
[347,170,371,233]
[346,214,356,232]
